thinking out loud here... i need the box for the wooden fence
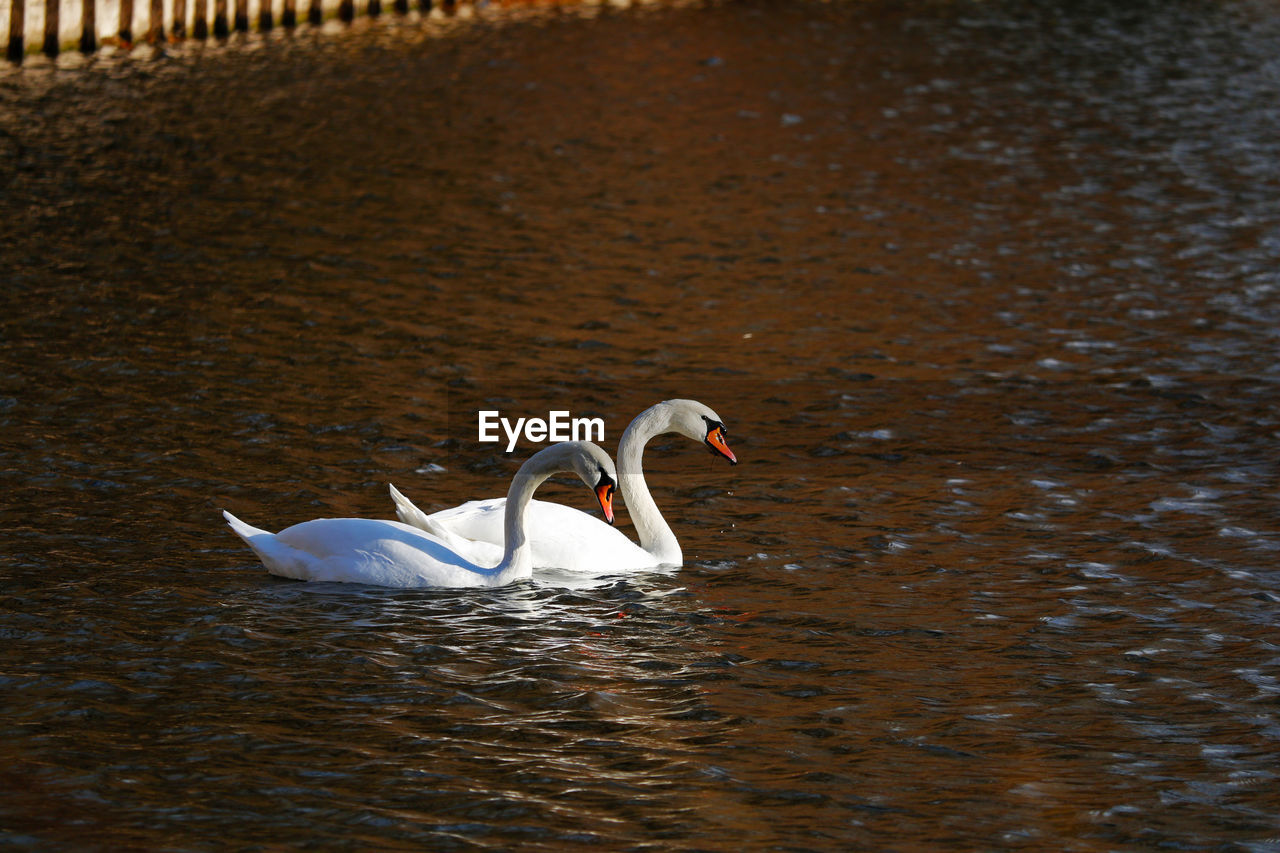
[5,0,458,62]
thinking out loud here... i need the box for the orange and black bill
[703,418,737,465]
[595,473,616,524]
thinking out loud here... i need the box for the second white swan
[389,399,736,573]
[223,441,617,588]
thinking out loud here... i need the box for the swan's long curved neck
[618,407,682,565]
[490,466,554,581]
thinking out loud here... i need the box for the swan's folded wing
[419,497,509,544]
[390,487,506,565]
[408,495,659,573]
[391,487,499,542]
[443,499,658,573]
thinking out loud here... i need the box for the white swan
[389,399,736,572]
[223,441,617,588]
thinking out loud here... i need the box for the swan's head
[661,399,738,466]
[533,440,618,525]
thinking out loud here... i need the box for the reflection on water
[3,0,1280,848]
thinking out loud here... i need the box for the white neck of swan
[618,405,682,565]
[490,466,554,581]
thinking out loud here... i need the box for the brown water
[4,0,1280,848]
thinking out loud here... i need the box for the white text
[478,410,605,453]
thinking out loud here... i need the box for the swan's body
[224,441,617,588]
[390,400,736,573]
[389,492,653,572]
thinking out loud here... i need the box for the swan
[222,441,617,588]
[389,399,736,572]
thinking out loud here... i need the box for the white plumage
[224,441,618,588]
[389,400,736,573]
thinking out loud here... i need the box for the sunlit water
[3,0,1280,848]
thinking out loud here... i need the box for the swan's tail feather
[388,485,506,563]
[222,509,312,581]
[223,509,262,536]
[389,484,445,536]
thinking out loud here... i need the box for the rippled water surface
[3,0,1280,848]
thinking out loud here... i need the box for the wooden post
[119,0,134,43]
[393,0,406,15]
[281,0,295,28]
[368,0,380,17]
[81,0,97,53]
[337,0,353,23]
[307,0,320,25]
[173,0,186,38]
[212,0,227,37]
[418,0,430,14]
[193,0,207,36]
[259,0,272,31]
[148,0,163,42]
[234,0,247,31]
[43,0,59,57]
[7,0,25,63]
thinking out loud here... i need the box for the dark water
[4,0,1280,848]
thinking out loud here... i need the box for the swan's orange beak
[595,481,616,525]
[705,425,737,465]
